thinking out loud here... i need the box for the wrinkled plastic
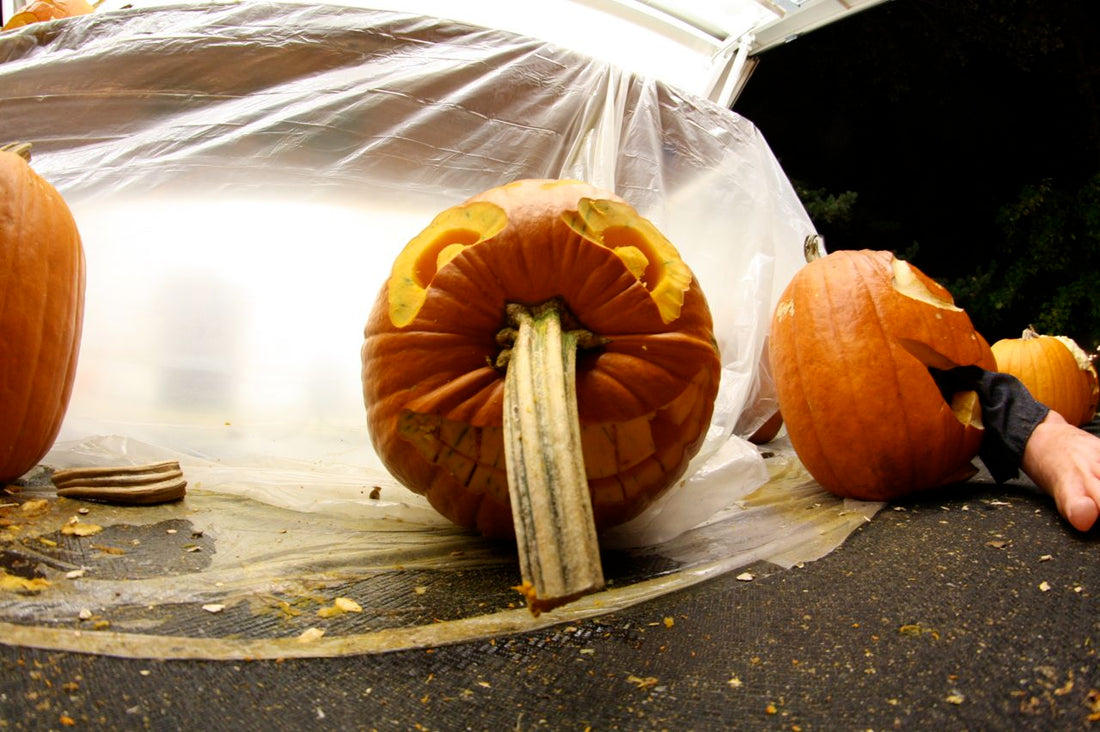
[1,1,810,499]
[0,3,879,656]
[2,434,880,660]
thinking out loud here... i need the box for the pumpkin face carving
[0,144,85,483]
[362,179,721,539]
[769,249,995,501]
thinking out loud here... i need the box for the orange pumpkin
[991,328,1098,427]
[0,143,86,483]
[1,0,93,30]
[362,179,721,540]
[769,249,995,501]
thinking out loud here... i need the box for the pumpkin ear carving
[561,198,691,324]
[387,201,508,328]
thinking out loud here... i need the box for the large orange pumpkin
[0,143,86,483]
[362,179,721,539]
[991,328,1098,427]
[769,249,995,501]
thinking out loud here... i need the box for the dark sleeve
[930,366,1050,483]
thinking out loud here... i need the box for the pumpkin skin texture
[991,329,1097,427]
[1,0,93,30]
[0,145,86,483]
[362,179,721,538]
[769,249,995,501]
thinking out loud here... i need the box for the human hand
[1021,410,1100,532]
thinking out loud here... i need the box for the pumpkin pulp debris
[362,179,720,613]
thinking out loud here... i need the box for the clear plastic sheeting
[1,436,880,660]
[0,3,880,656]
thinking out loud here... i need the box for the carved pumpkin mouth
[891,258,962,312]
[890,258,984,430]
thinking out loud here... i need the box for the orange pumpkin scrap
[0,143,86,483]
[769,249,995,501]
[362,179,721,540]
[2,0,93,30]
[991,327,1099,427]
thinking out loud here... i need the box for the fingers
[1064,494,1099,533]
[1021,414,1100,532]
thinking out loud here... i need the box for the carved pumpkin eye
[562,198,692,324]
[891,258,961,311]
[387,201,507,328]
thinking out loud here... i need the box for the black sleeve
[930,366,1050,483]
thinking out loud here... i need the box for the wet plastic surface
[2,437,879,659]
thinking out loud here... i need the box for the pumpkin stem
[503,299,605,615]
[803,234,826,262]
[0,142,32,162]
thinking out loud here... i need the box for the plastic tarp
[0,3,881,658]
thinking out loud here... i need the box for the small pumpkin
[362,179,720,609]
[1,0,93,30]
[0,143,86,483]
[991,327,1098,427]
[748,409,783,445]
[742,337,782,445]
[769,249,995,501]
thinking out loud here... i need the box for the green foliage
[795,184,858,227]
[946,173,1100,350]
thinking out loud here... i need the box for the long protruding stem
[503,300,604,615]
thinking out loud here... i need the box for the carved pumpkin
[363,178,720,534]
[769,249,995,501]
[1,0,93,30]
[0,143,85,483]
[362,179,720,610]
[991,328,1098,427]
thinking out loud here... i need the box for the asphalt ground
[2,454,1097,731]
